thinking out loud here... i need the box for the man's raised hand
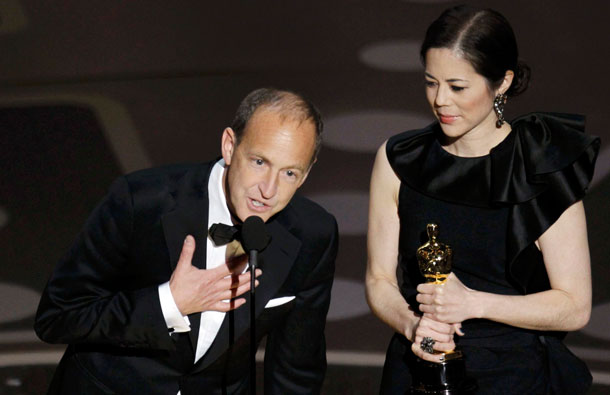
[169,235,261,315]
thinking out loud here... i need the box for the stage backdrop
[1,1,608,393]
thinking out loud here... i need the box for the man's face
[221,108,316,223]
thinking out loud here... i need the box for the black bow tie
[208,223,240,246]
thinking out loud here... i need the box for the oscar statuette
[410,224,476,394]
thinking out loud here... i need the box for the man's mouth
[251,199,265,207]
[247,197,270,212]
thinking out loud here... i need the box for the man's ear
[297,157,317,188]
[221,127,236,165]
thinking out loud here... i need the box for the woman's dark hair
[420,5,530,97]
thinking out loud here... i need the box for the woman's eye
[451,86,465,92]
[425,80,437,87]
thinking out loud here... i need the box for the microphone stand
[249,250,258,395]
[240,215,269,395]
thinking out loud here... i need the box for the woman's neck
[441,115,512,157]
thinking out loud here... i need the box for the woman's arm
[366,143,456,362]
[365,143,415,335]
[417,201,592,331]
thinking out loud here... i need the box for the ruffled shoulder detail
[493,113,600,293]
[386,112,600,293]
[490,112,598,204]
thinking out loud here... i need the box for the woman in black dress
[365,5,599,394]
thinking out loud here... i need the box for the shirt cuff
[158,282,190,333]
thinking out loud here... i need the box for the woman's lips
[439,114,458,124]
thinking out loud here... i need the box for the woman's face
[424,48,499,140]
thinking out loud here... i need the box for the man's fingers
[209,258,250,279]
[209,277,261,311]
[208,263,232,279]
[219,282,252,301]
[210,265,263,286]
[212,298,247,312]
[177,235,196,269]
[216,272,261,296]
[232,279,260,297]
[230,269,262,287]
[208,271,262,301]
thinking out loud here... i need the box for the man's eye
[254,159,264,165]
[286,170,295,177]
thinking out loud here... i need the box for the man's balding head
[230,88,323,165]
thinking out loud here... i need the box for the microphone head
[241,216,271,252]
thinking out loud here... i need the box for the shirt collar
[207,159,232,228]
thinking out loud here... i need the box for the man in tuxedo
[35,88,338,394]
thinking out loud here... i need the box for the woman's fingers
[411,341,449,363]
[414,335,455,352]
[453,323,465,336]
[419,315,454,334]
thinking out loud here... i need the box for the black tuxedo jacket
[35,161,338,394]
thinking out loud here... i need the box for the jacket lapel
[191,216,302,373]
[161,163,212,350]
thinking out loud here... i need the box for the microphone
[241,215,270,253]
[240,215,270,395]
[241,215,270,293]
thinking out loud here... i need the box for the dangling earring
[494,93,507,128]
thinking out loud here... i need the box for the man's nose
[259,171,278,199]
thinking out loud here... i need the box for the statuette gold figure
[417,223,452,284]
